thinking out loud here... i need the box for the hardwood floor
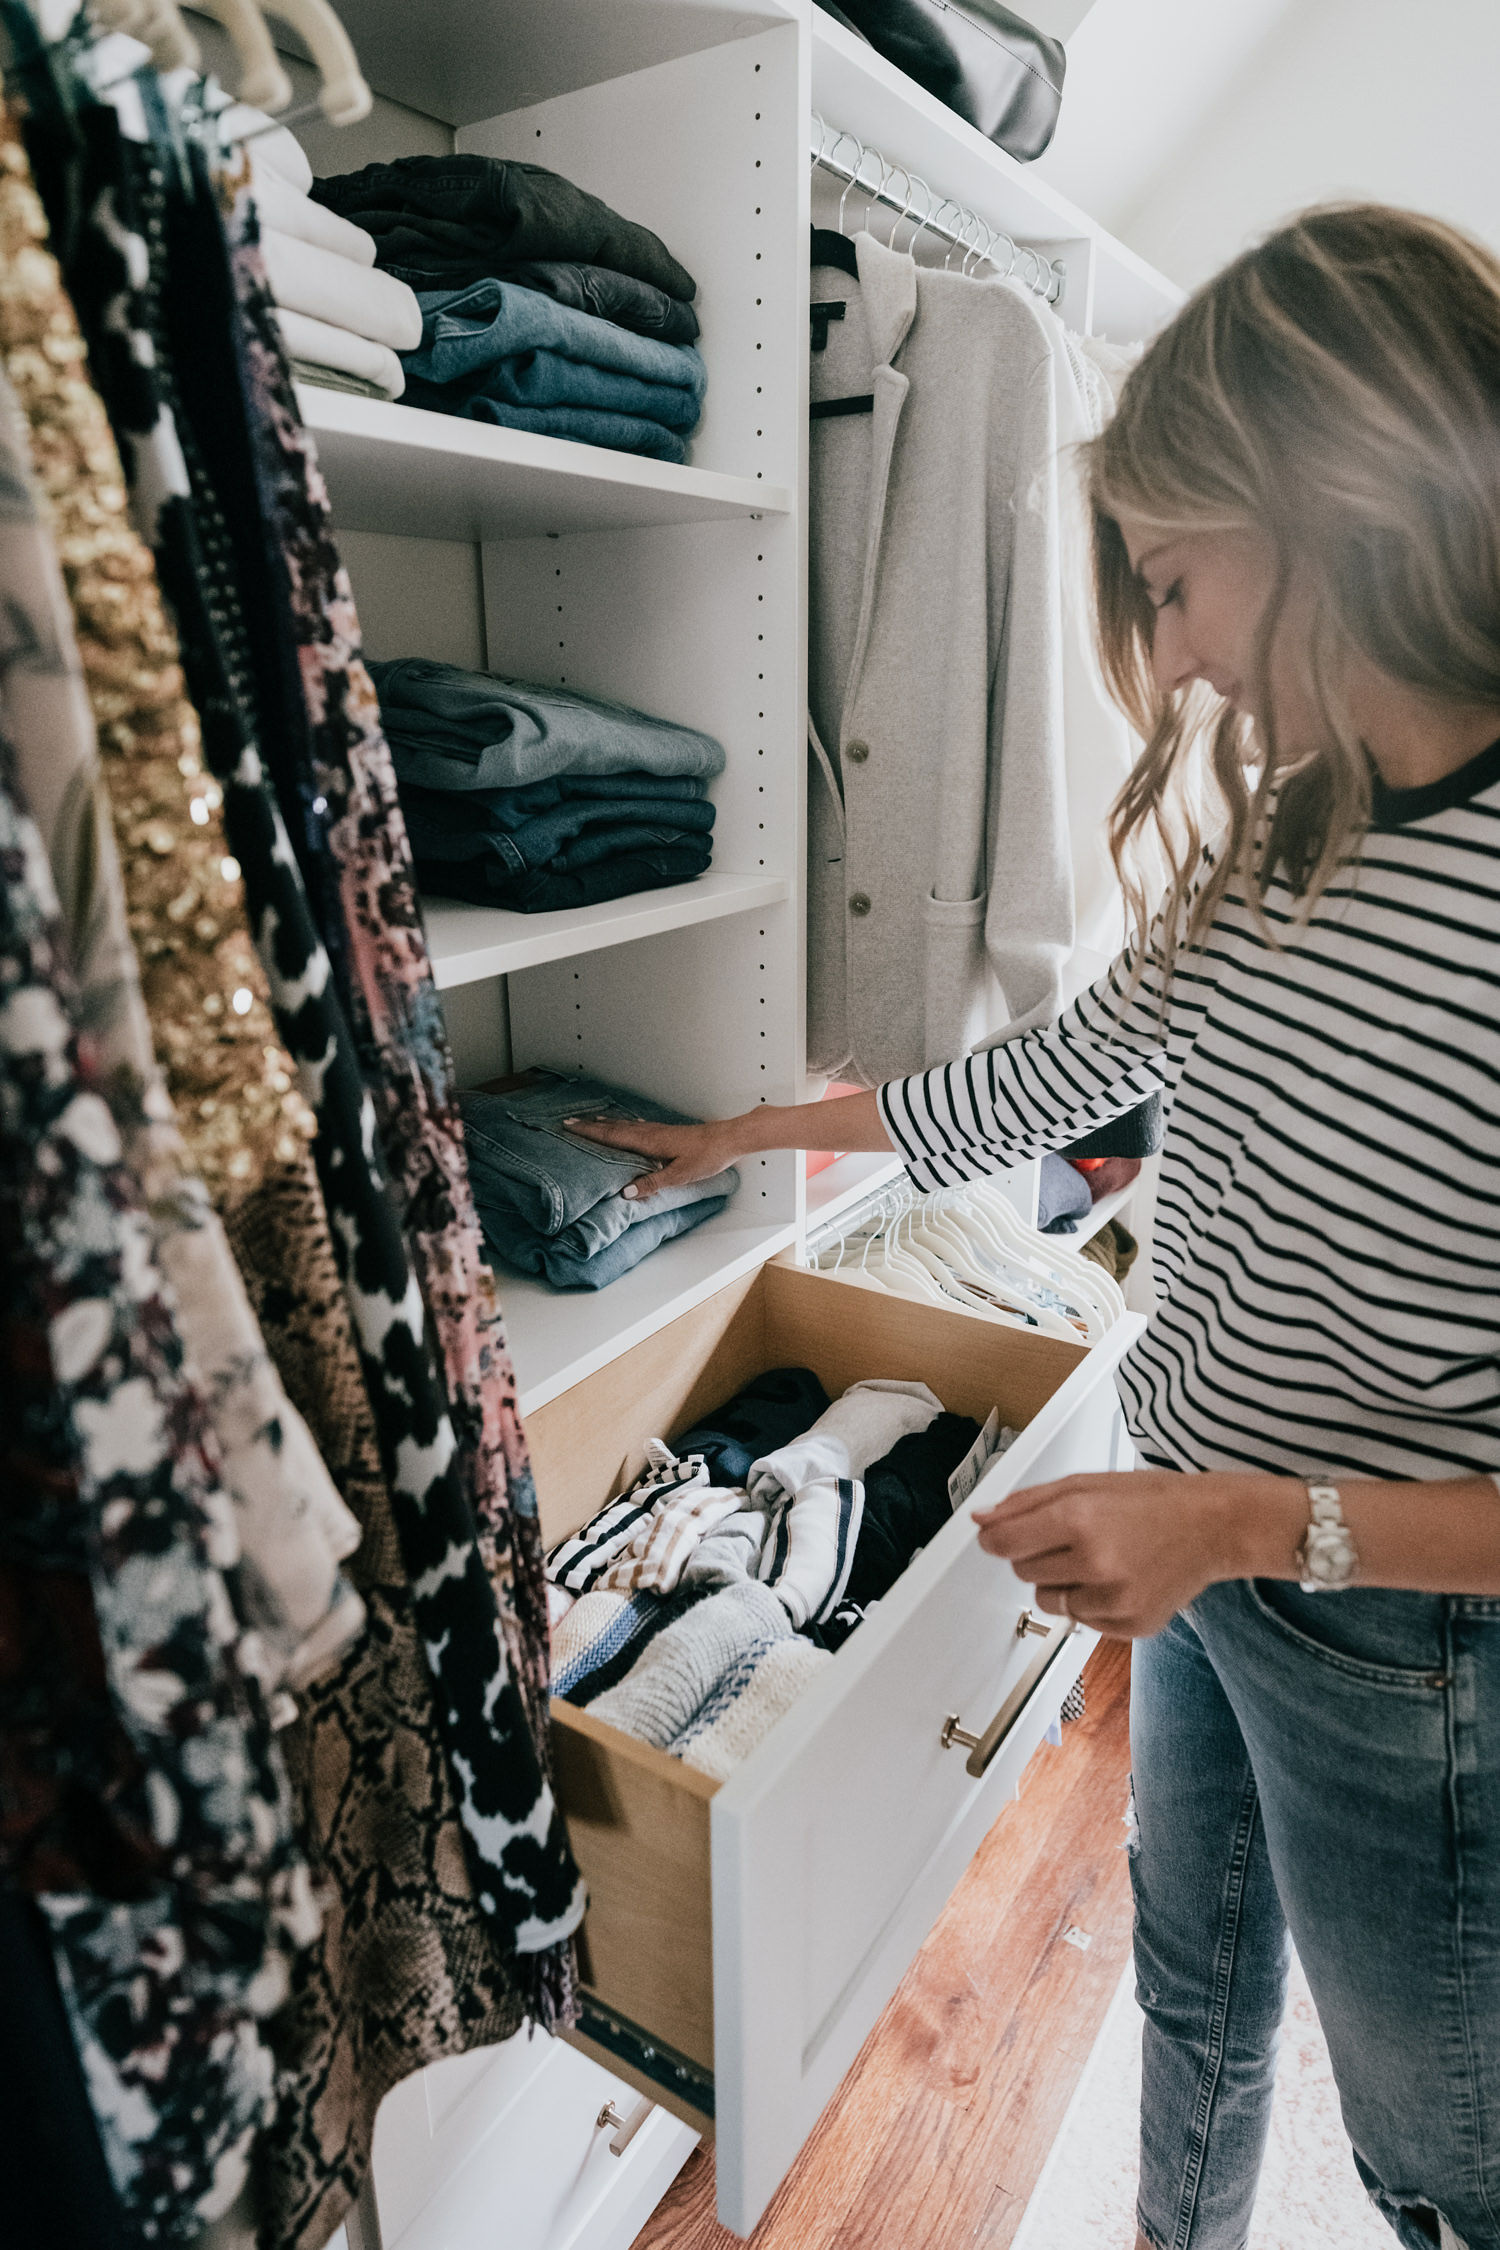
[632,1640,1137,2250]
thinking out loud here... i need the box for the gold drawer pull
[597,2097,654,2156]
[939,1617,1076,1776]
[1017,1609,1052,1640]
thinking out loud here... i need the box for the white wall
[1044,0,1500,294]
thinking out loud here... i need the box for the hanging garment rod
[810,112,1065,305]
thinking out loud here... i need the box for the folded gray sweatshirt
[586,1581,791,1749]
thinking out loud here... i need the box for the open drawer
[525,1258,1143,2234]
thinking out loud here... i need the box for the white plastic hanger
[89,0,200,74]
[905,1201,1083,1339]
[190,0,371,125]
[957,1179,1125,1334]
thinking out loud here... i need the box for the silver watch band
[1297,1480,1358,1593]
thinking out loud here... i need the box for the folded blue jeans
[404,386,690,461]
[400,786,715,872]
[483,1190,731,1290]
[406,278,707,402]
[414,842,710,910]
[427,348,704,429]
[369,659,726,792]
[1131,1578,1500,2250]
[471,1156,738,1267]
[460,1069,711,1235]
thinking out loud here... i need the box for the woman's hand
[972,1469,1293,1640]
[564,1114,746,1199]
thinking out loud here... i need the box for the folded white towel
[262,230,422,353]
[276,309,405,400]
[751,1380,942,1628]
[674,1636,832,1781]
[253,168,376,266]
[588,1582,791,1750]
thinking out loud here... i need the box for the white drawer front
[708,1312,1140,2232]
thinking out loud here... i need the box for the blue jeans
[1131,1579,1500,2250]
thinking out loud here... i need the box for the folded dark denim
[312,156,697,301]
[397,771,710,827]
[404,384,690,461]
[406,280,707,405]
[506,260,700,346]
[416,349,704,430]
[400,787,715,871]
[414,842,711,911]
[369,660,726,790]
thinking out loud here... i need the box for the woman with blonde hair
[574,205,1500,2248]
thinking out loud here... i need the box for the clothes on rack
[807,229,1142,1085]
[462,1070,739,1289]
[0,52,594,2248]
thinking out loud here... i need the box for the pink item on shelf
[804,1082,863,1177]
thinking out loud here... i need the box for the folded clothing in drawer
[546,1368,988,1775]
[461,1068,738,1290]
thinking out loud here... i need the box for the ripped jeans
[1130,1580,1500,2250]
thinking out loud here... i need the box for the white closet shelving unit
[279,4,1180,2241]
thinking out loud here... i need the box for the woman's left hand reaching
[972,1469,1297,1640]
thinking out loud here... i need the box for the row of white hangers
[809,1179,1126,1344]
[30,0,372,126]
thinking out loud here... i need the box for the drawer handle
[940,1617,1076,1776]
[597,2096,654,2156]
[1017,1608,1052,1640]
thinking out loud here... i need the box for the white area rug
[1012,1954,1392,2250]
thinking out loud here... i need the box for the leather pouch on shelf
[820,0,1066,161]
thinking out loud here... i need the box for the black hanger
[811,225,859,278]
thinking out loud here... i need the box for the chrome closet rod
[810,111,1065,305]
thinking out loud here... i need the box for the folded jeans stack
[247,132,421,400]
[460,1067,738,1291]
[312,156,703,460]
[368,657,726,910]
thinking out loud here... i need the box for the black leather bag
[821,0,1066,162]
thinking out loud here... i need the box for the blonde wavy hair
[1089,202,1500,960]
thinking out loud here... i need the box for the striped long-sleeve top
[877,744,1500,1483]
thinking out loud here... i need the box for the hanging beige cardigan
[807,232,1121,1087]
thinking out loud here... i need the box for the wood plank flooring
[632,1640,1136,2250]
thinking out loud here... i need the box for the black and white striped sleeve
[877,943,1178,1189]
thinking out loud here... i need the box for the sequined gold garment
[0,100,365,1680]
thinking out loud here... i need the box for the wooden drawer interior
[529,1260,1091,2104]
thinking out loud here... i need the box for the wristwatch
[1297,1481,1358,1592]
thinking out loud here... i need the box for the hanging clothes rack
[810,111,1065,304]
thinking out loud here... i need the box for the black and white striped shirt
[878,744,1500,1483]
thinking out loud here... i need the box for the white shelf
[495,1211,797,1414]
[299,388,793,542]
[320,0,795,125]
[803,1148,906,1233]
[811,11,1181,341]
[425,871,789,991]
[1067,1177,1139,1252]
